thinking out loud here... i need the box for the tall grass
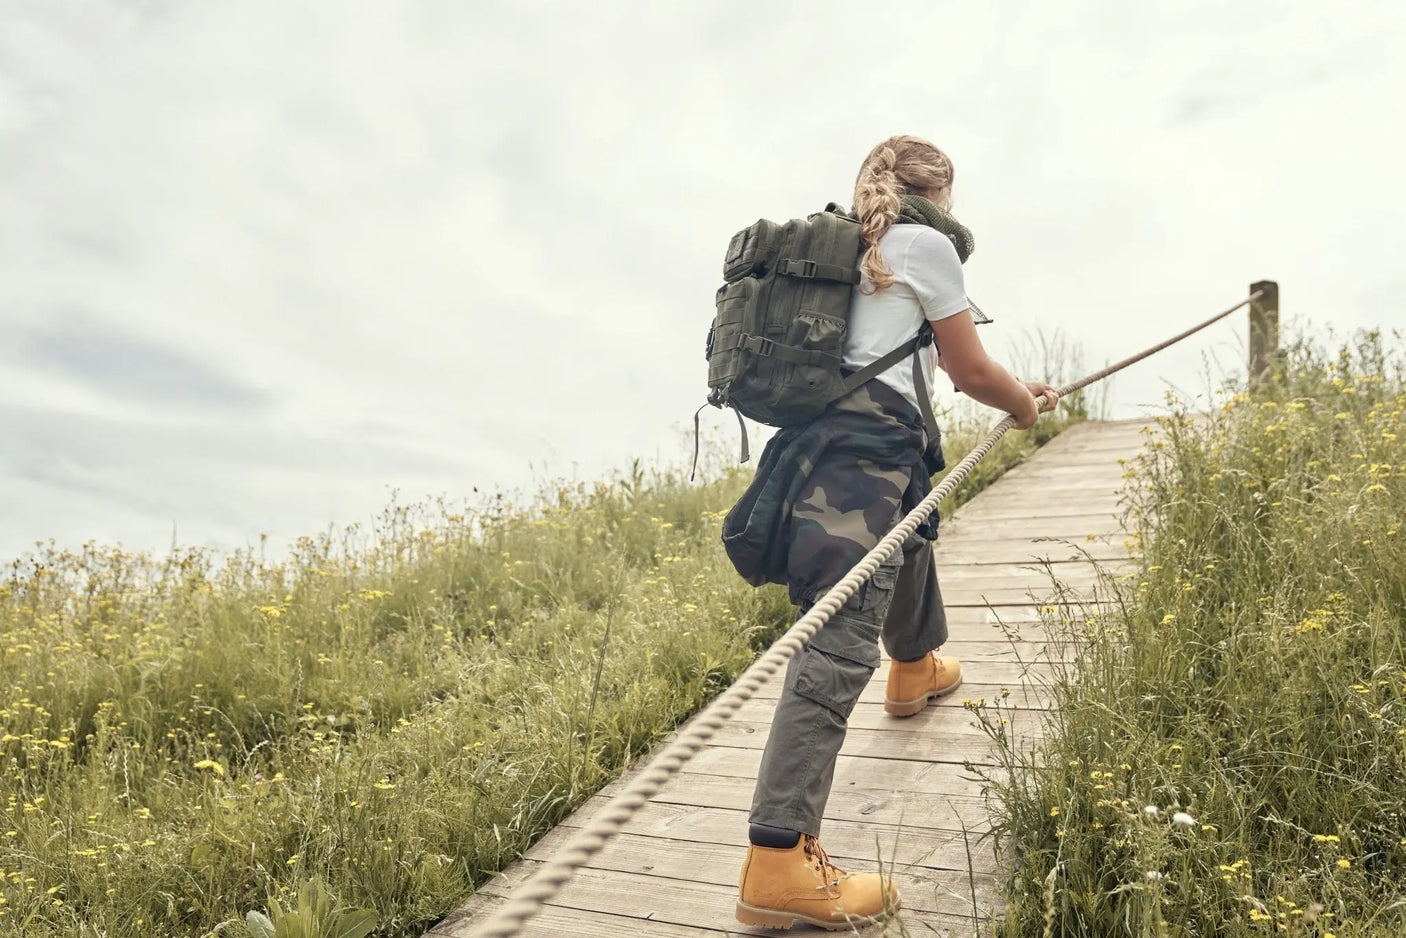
[0,375,1087,937]
[985,330,1406,936]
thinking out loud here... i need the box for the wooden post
[1249,280,1279,387]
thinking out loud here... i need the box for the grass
[983,330,1406,936]
[0,363,1088,937]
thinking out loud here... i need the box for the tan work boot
[736,834,897,930]
[884,652,962,716]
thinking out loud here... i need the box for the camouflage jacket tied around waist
[721,378,944,590]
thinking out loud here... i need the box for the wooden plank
[939,517,1124,539]
[932,543,1130,565]
[729,697,1047,737]
[934,559,1133,579]
[936,567,1126,587]
[936,590,1110,607]
[750,659,1058,685]
[437,895,987,938]
[526,827,1002,894]
[683,746,1009,799]
[952,505,1126,525]
[1012,463,1128,478]
[473,861,998,923]
[431,897,758,938]
[912,639,1066,662]
[933,531,1132,551]
[650,774,993,835]
[707,720,1039,766]
[553,798,1006,874]
[933,603,1094,626]
[749,680,1053,710]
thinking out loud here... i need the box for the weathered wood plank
[729,696,1047,737]
[925,570,1109,592]
[473,861,998,922]
[932,544,1130,565]
[439,885,987,938]
[651,769,991,831]
[743,659,1058,685]
[908,639,1067,662]
[927,603,1092,625]
[683,746,1009,799]
[934,558,1132,578]
[431,897,758,938]
[749,680,1054,710]
[708,720,1040,766]
[553,798,1007,873]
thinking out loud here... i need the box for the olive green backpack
[699,200,980,469]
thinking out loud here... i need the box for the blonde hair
[853,135,955,292]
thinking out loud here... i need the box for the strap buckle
[780,258,818,279]
[740,333,777,357]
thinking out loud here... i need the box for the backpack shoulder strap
[834,334,923,398]
[909,343,940,446]
[831,327,941,444]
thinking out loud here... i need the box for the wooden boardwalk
[433,418,1148,938]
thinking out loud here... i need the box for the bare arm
[932,312,1052,430]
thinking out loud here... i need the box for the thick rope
[468,292,1261,937]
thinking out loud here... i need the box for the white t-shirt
[842,224,970,412]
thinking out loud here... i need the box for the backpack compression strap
[775,258,862,284]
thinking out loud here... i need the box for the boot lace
[802,835,847,894]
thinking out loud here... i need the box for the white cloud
[2,0,1404,561]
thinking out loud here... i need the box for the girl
[731,134,1059,930]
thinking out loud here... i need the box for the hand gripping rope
[468,292,1263,938]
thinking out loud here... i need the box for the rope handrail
[468,291,1263,937]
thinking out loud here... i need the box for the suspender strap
[776,258,862,284]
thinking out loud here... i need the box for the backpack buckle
[740,334,776,357]
[780,258,818,279]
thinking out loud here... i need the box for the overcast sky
[3,1,1404,564]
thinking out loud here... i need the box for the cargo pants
[748,444,949,837]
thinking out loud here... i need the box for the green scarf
[896,194,975,264]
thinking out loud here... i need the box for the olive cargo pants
[748,514,948,837]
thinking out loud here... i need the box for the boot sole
[884,674,964,717]
[735,898,895,930]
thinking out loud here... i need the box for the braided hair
[853,135,955,292]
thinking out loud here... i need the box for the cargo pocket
[842,560,900,621]
[792,645,872,719]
